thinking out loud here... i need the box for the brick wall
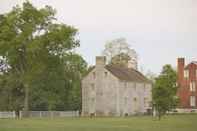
[177,58,197,108]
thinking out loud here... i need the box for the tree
[29,53,87,111]
[62,53,87,111]
[145,70,157,83]
[0,56,9,74]
[0,1,79,115]
[152,64,178,120]
[102,38,138,67]
[110,53,131,67]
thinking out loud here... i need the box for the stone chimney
[96,56,106,68]
[177,58,185,83]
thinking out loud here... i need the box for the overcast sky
[0,0,197,74]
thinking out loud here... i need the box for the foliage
[152,64,178,120]
[110,53,131,67]
[0,1,86,113]
[145,70,157,83]
[102,38,137,66]
[29,53,87,111]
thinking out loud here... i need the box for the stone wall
[82,66,152,116]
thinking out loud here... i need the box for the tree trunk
[23,84,29,117]
[158,112,161,120]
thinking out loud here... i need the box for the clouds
[0,0,197,73]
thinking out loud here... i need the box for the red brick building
[177,58,197,108]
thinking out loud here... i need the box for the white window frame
[196,69,197,78]
[190,82,196,92]
[190,96,196,107]
[184,70,189,78]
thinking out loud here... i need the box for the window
[124,82,127,89]
[190,82,196,92]
[184,70,189,78]
[134,83,137,91]
[93,72,96,79]
[144,97,148,107]
[133,97,137,101]
[104,71,108,77]
[196,69,197,78]
[91,98,95,103]
[124,97,128,105]
[91,83,95,91]
[190,96,196,107]
[143,86,146,92]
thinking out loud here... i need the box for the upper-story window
[184,70,189,79]
[190,81,196,92]
[124,97,128,105]
[93,72,96,79]
[143,85,146,92]
[134,83,137,91]
[196,69,197,78]
[104,71,108,77]
[91,83,95,91]
[133,97,137,102]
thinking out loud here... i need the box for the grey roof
[105,65,151,83]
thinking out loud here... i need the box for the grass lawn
[0,114,196,131]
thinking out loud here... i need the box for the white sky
[0,0,197,74]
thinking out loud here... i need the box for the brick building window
[196,69,197,78]
[190,96,196,107]
[184,70,189,78]
[190,82,196,92]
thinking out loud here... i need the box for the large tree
[152,64,178,120]
[0,1,79,115]
[110,53,131,67]
[29,53,87,111]
[102,38,138,67]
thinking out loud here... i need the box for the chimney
[177,58,185,83]
[96,56,106,68]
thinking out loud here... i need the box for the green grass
[0,114,196,131]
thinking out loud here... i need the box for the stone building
[177,58,197,108]
[82,56,152,116]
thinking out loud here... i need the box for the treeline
[0,1,87,113]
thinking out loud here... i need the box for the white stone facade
[82,56,152,116]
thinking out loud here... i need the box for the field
[0,114,197,131]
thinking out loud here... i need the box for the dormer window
[184,70,189,79]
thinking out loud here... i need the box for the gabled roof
[191,61,197,65]
[83,64,151,83]
[105,65,151,83]
[184,61,197,69]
